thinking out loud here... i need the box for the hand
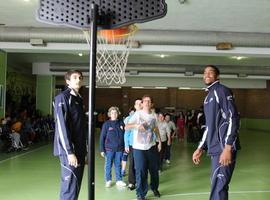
[157,142,162,152]
[192,148,203,165]
[125,147,130,153]
[138,124,146,131]
[100,152,105,157]
[219,145,232,166]
[67,154,78,168]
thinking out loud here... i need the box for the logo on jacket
[227,95,233,101]
[58,102,65,107]
[108,127,114,131]
[204,97,213,104]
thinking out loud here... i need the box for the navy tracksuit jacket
[100,120,125,153]
[53,87,86,200]
[198,81,240,200]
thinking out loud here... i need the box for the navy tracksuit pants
[128,146,136,185]
[209,152,237,200]
[59,155,85,200]
[133,145,159,199]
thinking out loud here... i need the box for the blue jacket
[124,115,134,148]
[100,119,125,152]
[53,88,87,157]
[198,81,240,155]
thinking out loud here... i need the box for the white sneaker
[105,180,112,188]
[116,180,126,187]
[166,159,171,164]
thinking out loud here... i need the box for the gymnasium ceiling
[1,0,270,87]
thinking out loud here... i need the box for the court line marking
[131,190,270,199]
[0,145,48,164]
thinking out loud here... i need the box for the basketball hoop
[83,24,137,85]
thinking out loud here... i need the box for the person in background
[100,106,126,188]
[156,112,171,171]
[176,112,185,142]
[164,113,176,164]
[124,99,142,190]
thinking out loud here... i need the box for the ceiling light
[178,87,191,90]
[154,54,169,58]
[155,87,168,89]
[160,54,165,58]
[178,87,204,90]
[23,0,30,2]
[132,86,144,89]
[109,86,121,89]
[231,56,246,60]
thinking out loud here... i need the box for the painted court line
[132,190,270,199]
[0,145,48,164]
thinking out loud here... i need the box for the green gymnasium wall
[36,75,55,116]
[0,51,7,118]
[241,118,270,132]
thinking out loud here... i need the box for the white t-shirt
[157,121,170,142]
[129,110,157,150]
[167,121,176,133]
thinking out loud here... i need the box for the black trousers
[128,146,136,185]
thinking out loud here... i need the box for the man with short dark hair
[53,70,86,200]
[192,65,241,200]
[126,95,162,200]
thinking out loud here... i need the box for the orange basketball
[99,26,130,43]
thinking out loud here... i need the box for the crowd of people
[99,96,206,200]
[0,112,54,153]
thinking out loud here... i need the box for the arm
[218,88,240,166]
[170,121,177,138]
[54,95,74,155]
[124,130,131,153]
[166,124,172,145]
[153,126,162,152]
[125,112,145,131]
[100,122,107,157]
[198,126,208,150]
[123,116,131,152]
[54,95,78,167]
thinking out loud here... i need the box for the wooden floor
[0,129,269,200]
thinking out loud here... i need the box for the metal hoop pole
[88,3,98,200]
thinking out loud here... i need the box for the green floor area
[0,129,269,200]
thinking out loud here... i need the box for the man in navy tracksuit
[53,70,86,200]
[192,65,240,200]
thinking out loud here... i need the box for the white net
[83,25,137,85]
